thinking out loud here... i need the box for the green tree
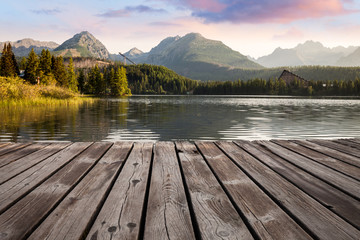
[67,58,78,92]
[307,86,313,96]
[0,44,7,76]
[77,69,86,93]
[0,43,19,77]
[53,56,67,86]
[87,65,103,94]
[39,49,52,75]
[19,57,27,70]
[24,48,39,84]
[111,66,131,96]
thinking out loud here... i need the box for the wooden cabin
[279,70,309,87]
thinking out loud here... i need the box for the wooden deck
[0,139,359,240]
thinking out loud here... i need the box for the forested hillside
[125,64,199,94]
[194,78,360,96]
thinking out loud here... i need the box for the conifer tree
[67,57,78,92]
[77,69,86,93]
[106,67,115,95]
[94,65,104,95]
[0,43,19,77]
[120,66,131,95]
[0,43,6,76]
[111,66,131,96]
[24,48,39,84]
[39,49,52,76]
[51,55,56,71]
[8,44,19,76]
[53,56,67,86]
[20,57,27,70]
[87,65,102,94]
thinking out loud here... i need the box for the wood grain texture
[27,142,132,240]
[349,138,360,145]
[334,139,360,150]
[177,141,254,240]
[0,143,71,184]
[0,143,10,148]
[237,140,360,229]
[86,142,151,240]
[271,140,360,181]
[0,143,49,168]
[256,141,360,200]
[0,143,31,157]
[309,139,360,158]
[0,140,359,240]
[0,142,92,214]
[197,141,313,240]
[217,141,360,240]
[293,140,360,168]
[144,142,195,240]
[0,142,113,240]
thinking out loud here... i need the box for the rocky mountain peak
[54,31,109,59]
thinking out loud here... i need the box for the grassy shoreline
[0,76,97,106]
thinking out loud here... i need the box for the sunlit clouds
[0,0,359,58]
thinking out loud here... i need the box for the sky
[0,0,359,58]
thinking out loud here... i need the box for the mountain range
[0,38,59,56]
[256,41,358,67]
[123,33,263,80]
[1,31,359,80]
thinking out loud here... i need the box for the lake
[1,95,360,142]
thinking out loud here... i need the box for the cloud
[32,8,61,15]
[97,5,166,18]
[170,0,356,23]
[178,0,226,12]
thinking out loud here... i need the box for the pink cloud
[175,0,357,23]
[183,0,226,12]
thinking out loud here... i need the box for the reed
[0,76,97,106]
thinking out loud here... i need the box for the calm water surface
[1,95,360,142]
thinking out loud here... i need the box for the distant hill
[0,38,59,56]
[256,41,358,67]
[124,47,144,58]
[337,47,360,67]
[127,33,264,80]
[54,31,109,59]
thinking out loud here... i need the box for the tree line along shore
[1,43,360,101]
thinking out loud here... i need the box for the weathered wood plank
[86,142,151,240]
[349,138,360,145]
[177,141,254,239]
[0,143,10,148]
[196,141,311,240]
[257,141,360,200]
[144,142,195,240]
[217,141,360,240]
[309,139,360,158]
[0,143,47,168]
[0,142,113,240]
[0,143,71,184]
[27,142,132,240]
[272,140,360,181]
[0,143,31,157]
[293,140,360,168]
[334,139,360,151]
[0,142,92,214]
[237,140,360,229]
